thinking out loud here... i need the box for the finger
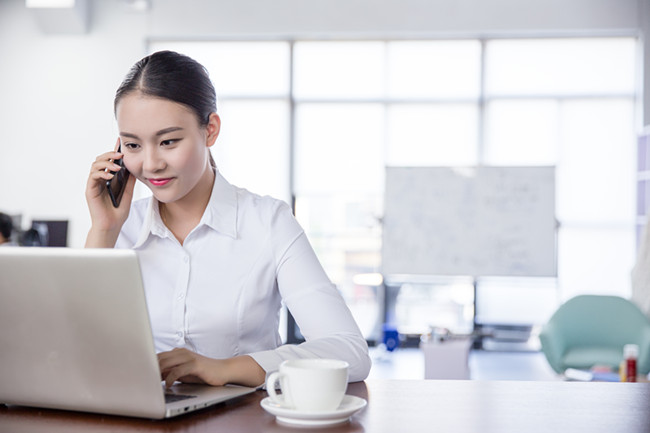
[91,161,123,177]
[157,347,186,364]
[164,368,181,388]
[95,151,122,163]
[86,170,115,195]
[164,363,199,389]
[158,350,201,386]
[89,162,123,183]
[87,168,118,190]
[89,168,115,180]
[158,348,192,372]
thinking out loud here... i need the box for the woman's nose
[143,148,166,172]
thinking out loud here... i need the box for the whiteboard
[381,167,556,277]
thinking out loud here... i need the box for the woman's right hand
[85,138,136,248]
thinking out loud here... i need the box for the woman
[85,50,371,388]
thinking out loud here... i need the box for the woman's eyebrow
[119,127,184,139]
[119,131,139,139]
[155,127,184,136]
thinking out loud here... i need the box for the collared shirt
[116,171,370,382]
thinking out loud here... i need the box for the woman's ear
[205,113,221,148]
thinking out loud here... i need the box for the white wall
[0,0,646,247]
[0,0,149,246]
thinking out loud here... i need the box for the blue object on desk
[564,368,620,382]
[383,324,399,352]
[591,371,621,382]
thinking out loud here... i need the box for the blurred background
[1,1,649,372]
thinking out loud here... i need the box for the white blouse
[115,171,371,382]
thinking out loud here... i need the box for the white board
[382,166,556,277]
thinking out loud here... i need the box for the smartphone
[106,145,130,208]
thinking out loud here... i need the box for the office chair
[539,294,650,375]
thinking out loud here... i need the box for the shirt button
[177,293,184,300]
[177,331,183,338]
[183,256,189,263]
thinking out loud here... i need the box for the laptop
[0,247,256,419]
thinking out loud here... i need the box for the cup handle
[266,371,285,406]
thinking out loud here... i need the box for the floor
[367,346,560,381]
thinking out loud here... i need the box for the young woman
[85,51,371,388]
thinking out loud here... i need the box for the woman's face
[115,92,219,205]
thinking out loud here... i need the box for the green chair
[539,295,650,375]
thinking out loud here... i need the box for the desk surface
[2,380,650,433]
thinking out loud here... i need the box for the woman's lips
[148,178,173,187]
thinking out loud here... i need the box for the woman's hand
[157,348,266,389]
[85,138,136,247]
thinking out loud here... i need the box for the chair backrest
[549,295,650,347]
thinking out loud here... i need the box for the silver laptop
[0,247,256,419]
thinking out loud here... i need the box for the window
[150,41,291,204]
[482,38,637,322]
[150,36,639,340]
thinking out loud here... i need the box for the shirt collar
[200,170,238,239]
[132,170,238,248]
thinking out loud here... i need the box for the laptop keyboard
[164,393,196,403]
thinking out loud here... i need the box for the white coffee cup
[266,359,349,412]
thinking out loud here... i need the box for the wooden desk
[2,380,650,433]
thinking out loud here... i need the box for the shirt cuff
[247,350,287,390]
[247,349,285,374]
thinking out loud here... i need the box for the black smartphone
[106,145,130,208]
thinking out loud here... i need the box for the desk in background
[1,380,650,433]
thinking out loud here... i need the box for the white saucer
[260,394,367,427]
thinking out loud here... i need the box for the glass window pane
[149,41,290,96]
[386,103,478,166]
[293,42,385,99]
[387,40,481,99]
[295,194,383,340]
[485,38,637,96]
[294,103,384,194]
[484,99,559,165]
[214,100,290,203]
[394,282,475,335]
[556,99,636,224]
[475,278,558,326]
[558,227,634,299]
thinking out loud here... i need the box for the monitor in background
[30,220,68,247]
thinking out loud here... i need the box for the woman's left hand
[157,348,265,388]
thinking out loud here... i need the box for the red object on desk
[625,344,639,382]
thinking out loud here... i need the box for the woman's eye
[161,139,179,146]
[123,142,139,150]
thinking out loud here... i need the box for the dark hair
[0,212,13,240]
[114,50,217,169]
